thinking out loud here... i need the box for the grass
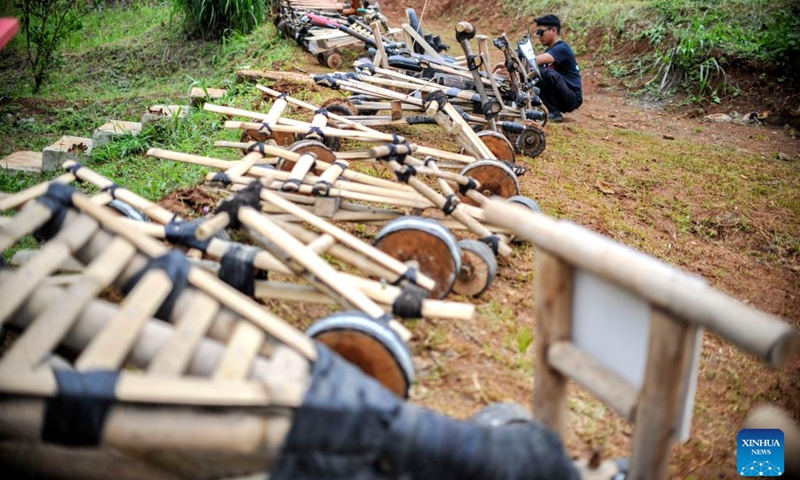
[507,0,800,103]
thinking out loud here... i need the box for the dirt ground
[369,1,800,478]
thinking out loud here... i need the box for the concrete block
[41,136,92,172]
[92,120,142,148]
[190,87,226,107]
[0,151,43,173]
[141,104,190,126]
[313,196,342,218]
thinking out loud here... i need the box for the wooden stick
[533,252,574,436]
[484,200,797,366]
[69,193,319,361]
[258,187,437,291]
[548,341,638,421]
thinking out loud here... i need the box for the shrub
[15,0,98,92]
[171,0,267,39]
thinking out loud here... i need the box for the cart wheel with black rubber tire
[459,130,516,163]
[279,139,335,173]
[307,311,415,398]
[457,159,520,207]
[374,217,461,299]
[453,239,497,297]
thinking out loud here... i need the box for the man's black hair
[535,14,561,34]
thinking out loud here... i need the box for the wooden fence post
[533,251,574,435]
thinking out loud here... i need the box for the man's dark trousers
[538,69,582,114]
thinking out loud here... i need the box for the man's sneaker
[548,111,564,123]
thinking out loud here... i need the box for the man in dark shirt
[533,14,582,122]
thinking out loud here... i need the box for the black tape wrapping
[392,284,429,319]
[67,162,84,179]
[482,100,501,120]
[424,157,437,167]
[466,54,481,71]
[455,27,475,43]
[391,267,418,287]
[404,115,436,125]
[34,183,76,242]
[164,219,212,252]
[282,178,303,191]
[219,244,262,296]
[306,126,325,140]
[42,370,119,447]
[270,344,580,480]
[101,183,119,199]
[314,180,333,196]
[216,181,264,229]
[395,165,417,184]
[504,161,528,177]
[211,172,232,186]
[333,161,348,171]
[442,194,458,215]
[500,121,526,135]
[122,251,190,321]
[480,235,501,256]
[422,90,448,113]
[247,142,267,155]
[277,93,289,101]
[258,122,273,135]
[458,177,478,195]
[382,142,410,166]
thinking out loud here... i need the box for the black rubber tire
[471,402,533,427]
[453,239,498,297]
[506,195,542,213]
[307,311,415,398]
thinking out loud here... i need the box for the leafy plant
[171,0,267,39]
[15,0,98,92]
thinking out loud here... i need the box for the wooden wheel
[321,98,359,117]
[460,130,516,163]
[513,121,546,158]
[280,139,335,173]
[453,239,497,297]
[239,128,296,155]
[307,312,414,398]
[507,195,542,213]
[457,160,520,207]
[374,217,461,299]
[320,50,343,70]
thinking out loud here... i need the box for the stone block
[92,120,142,148]
[190,87,226,107]
[42,136,93,172]
[0,151,43,173]
[141,105,190,126]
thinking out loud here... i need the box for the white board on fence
[571,268,701,442]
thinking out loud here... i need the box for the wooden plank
[213,322,266,381]
[547,341,639,421]
[0,215,98,325]
[0,237,137,369]
[533,252,574,436]
[147,293,221,377]
[75,269,173,371]
[628,308,697,480]
[0,202,55,251]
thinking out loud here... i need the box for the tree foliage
[15,0,97,92]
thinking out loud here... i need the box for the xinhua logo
[737,429,784,476]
